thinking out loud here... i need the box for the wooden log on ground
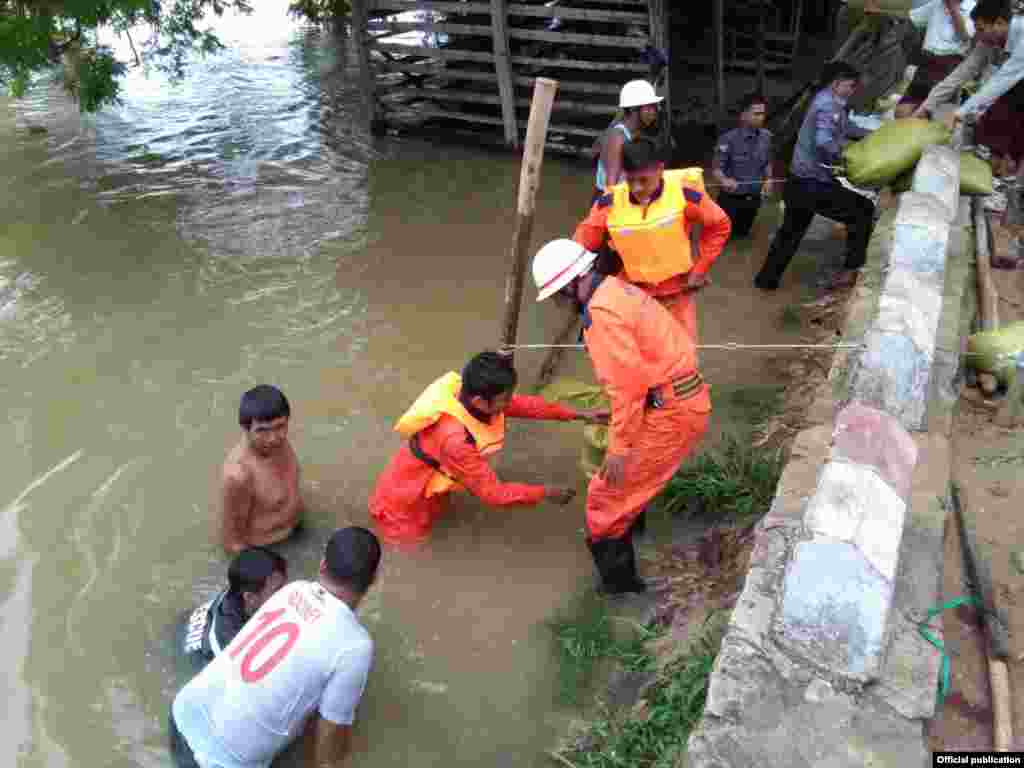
[973,198,1001,396]
[991,659,1014,751]
[499,78,558,358]
[951,484,1015,752]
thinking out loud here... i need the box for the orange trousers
[585,385,711,540]
[654,290,698,346]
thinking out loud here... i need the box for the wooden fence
[350,0,669,155]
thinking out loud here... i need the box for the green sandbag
[967,321,1024,384]
[581,424,608,479]
[538,377,608,410]
[843,118,951,188]
[959,152,993,196]
[539,377,610,479]
[844,0,912,15]
[888,152,992,195]
[889,170,914,194]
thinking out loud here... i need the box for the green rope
[918,595,983,708]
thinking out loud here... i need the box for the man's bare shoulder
[222,449,252,488]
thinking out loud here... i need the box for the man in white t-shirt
[885,0,978,117]
[170,527,381,768]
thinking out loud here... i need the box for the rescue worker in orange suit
[573,138,732,346]
[368,351,608,546]
[532,240,711,595]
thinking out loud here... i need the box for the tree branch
[125,27,141,66]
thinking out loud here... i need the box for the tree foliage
[0,0,253,111]
[287,0,349,28]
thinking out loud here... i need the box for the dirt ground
[928,222,1024,752]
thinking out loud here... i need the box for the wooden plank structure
[361,0,669,155]
[354,1,828,155]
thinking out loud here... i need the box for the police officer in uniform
[755,61,875,292]
[713,93,775,238]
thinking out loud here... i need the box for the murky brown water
[0,4,814,767]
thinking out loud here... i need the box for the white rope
[500,342,866,352]
[500,342,1023,361]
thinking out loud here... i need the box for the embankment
[688,146,972,767]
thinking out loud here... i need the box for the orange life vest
[394,372,506,498]
[607,168,705,285]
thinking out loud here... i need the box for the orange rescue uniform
[369,394,577,545]
[582,274,711,540]
[574,174,731,342]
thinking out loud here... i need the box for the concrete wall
[687,146,971,768]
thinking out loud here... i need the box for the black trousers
[755,176,876,288]
[716,192,762,238]
[169,712,202,768]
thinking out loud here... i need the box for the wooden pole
[790,0,805,76]
[350,0,378,129]
[535,310,581,391]
[757,0,767,95]
[973,198,1001,396]
[499,78,558,360]
[952,484,1015,752]
[712,0,725,121]
[491,0,519,148]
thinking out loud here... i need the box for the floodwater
[0,4,813,767]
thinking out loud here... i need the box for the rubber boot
[587,535,645,595]
[631,507,648,537]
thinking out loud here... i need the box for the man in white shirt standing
[170,526,381,768]
[911,0,1024,260]
[890,0,977,118]
[911,0,1024,170]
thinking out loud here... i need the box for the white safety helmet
[533,239,598,302]
[619,80,663,110]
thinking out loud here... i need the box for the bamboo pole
[535,310,581,391]
[757,1,766,95]
[973,198,1001,396]
[499,78,558,360]
[952,484,1015,752]
[350,0,378,128]
[490,0,519,148]
[712,0,725,121]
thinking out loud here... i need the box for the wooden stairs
[349,0,671,156]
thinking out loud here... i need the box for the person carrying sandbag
[908,0,1024,263]
[755,61,876,292]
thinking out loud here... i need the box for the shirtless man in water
[220,385,305,554]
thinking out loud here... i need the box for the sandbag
[539,377,609,478]
[890,169,914,194]
[843,0,913,16]
[843,118,951,188]
[887,152,992,195]
[581,424,609,479]
[967,321,1024,384]
[538,377,608,410]
[959,152,994,196]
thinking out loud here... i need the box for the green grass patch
[654,433,784,523]
[554,612,729,768]
[778,304,802,331]
[710,384,784,435]
[548,590,662,707]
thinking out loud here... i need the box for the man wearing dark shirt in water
[180,547,288,673]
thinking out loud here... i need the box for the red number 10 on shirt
[229,607,300,683]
